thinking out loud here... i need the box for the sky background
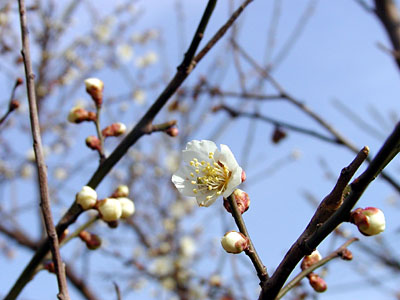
[2,0,400,299]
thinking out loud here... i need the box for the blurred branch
[5,1,254,298]
[16,1,69,299]
[374,0,400,69]
[232,39,400,193]
[214,104,342,144]
[0,78,22,127]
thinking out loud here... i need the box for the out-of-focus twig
[0,78,22,127]
[16,1,70,299]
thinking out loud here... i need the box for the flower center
[189,152,231,201]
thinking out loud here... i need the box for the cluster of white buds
[350,207,385,236]
[220,231,249,254]
[84,78,104,107]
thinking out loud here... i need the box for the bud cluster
[300,250,327,293]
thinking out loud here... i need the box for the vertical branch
[17,1,70,300]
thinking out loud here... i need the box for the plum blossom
[172,140,242,207]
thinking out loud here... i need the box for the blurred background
[1,0,400,299]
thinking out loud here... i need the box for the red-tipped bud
[111,185,129,198]
[221,231,249,254]
[350,207,385,236]
[223,189,250,214]
[339,248,353,261]
[43,260,55,273]
[79,231,102,250]
[87,111,97,121]
[241,170,246,183]
[9,100,20,111]
[84,78,104,107]
[16,77,23,86]
[272,127,287,144]
[85,136,101,151]
[102,122,127,137]
[301,250,322,270]
[165,126,179,137]
[308,273,327,293]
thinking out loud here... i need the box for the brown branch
[214,104,341,144]
[5,1,254,298]
[374,0,400,69]
[16,1,70,299]
[259,146,369,300]
[0,78,22,126]
[232,40,400,193]
[227,194,268,283]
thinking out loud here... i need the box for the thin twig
[16,1,70,300]
[5,1,254,298]
[227,194,269,282]
[277,238,358,299]
[0,78,22,126]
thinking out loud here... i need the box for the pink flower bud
[84,78,104,107]
[223,189,250,214]
[102,122,127,137]
[97,198,122,221]
[350,207,385,236]
[85,136,101,151]
[165,127,179,137]
[221,231,249,254]
[111,185,129,198]
[79,231,102,250]
[241,170,246,182]
[301,250,322,270]
[308,273,327,293]
[68,106,89,123]
[339,248,353,261]
[9,100,20,111]
[76,186,97,210]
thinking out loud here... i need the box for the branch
[0,78,22,127]
[17,1,70,299]
[227,194,268,282]
[5,1,254,298]
[374,0,400,69]
[214,104,342,144]
[259,146,369,300]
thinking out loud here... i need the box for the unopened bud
[68,106,89,123]
[241,170,246,183]
[165,127,179,137]
[308,273,327,293]
[59,229,69,243]
[221,231,249,254]
[350,207,385,236]
[16,77,23,86]
[97,198,122,221]
[76,186,97,210]
[301,250,322,270]
[102,122,127,137]
[85,136,101,151]
[119,197,135,218]
[223,189,250,214]
[9,100,20,111]
[272,127,287,144]
[84,78,104,107]
[79,231,102,250]
[339,248,353,261]
[111,185,129,198]
[43,260,55,273]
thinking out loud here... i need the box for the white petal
[196,194,217,207]
[172,166,196,197]
[218,144,239,170]
[223,166,242,197]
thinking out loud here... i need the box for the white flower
[172,140,242,207]
[116,44,134,62]
[76,186,97,210]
